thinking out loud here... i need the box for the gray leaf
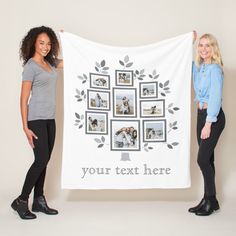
[169,123,172,128]
[94,138,101,143]
[119,60,125,66]
[77,99,83,102]
[159,83,163,88]
[164,87,170,90]
[140,74,146,77]
[172,127,178,130]
[81,114,84,120]
[165,90,171,94]
[144,148,149,152]
[173,107,180,111]
[138,78,144,80]
[173,121,177,126]
[76,88,80,94]
[168,103,173,108]
[75,113,80,119]
[161,93,166,97]
[168,109,174,114]
[102,71,108,74]
[135,70,139,75]
[83,74,88,79]
[126,62,133,67]
[144,143,148,147]
[148,146,153,149]
[96,62,101,68]
[101,136,105,142]
[95,67,99,72]
[154,75,159,79]
[172,142,179,146]
[98,144,104,148]
[124,55,129,63]
[75,95,80,98]
[79,124,83,129]
[149,74,153,78]
[101,60,105,67]
[81,90,84,95]
[164,80,169,87]
[167,144,173,149]
[78,76,83,80]
[140,69,145,74]
[153,69,157,75]
[82,80,87,84]
[102,67,109,70]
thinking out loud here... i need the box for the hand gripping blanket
[60,32,192,189]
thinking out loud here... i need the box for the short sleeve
[22,63,35,82]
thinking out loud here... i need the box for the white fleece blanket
[60,32,192,189]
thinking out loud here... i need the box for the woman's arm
[56,59,63,69]
[20,81,38,148]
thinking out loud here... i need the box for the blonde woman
[189,32,225,216]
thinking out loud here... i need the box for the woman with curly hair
[11,26,63,220]
[188,32,225,216]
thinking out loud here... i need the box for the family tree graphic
[74,55,180,161]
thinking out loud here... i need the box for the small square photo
[110,120,140,151]
[140,99,165,117]
[139,82,158,98]
[115,70,133,86]
[143,120,166,142]
[90,73,110,90]
[85,111,108,134]
[87,90,110,111]
[113,88,137,117]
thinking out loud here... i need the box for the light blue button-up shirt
[192,62,224,122]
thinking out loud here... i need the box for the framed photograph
[140,99,165,118]
[110,120,140,151]
[115,70,134,86]
[139,82,158,98]
[87,89,110,111]
[90,73,110,90]
[85,111,108,135]
[113,88,137,117]
[143,120,166,142]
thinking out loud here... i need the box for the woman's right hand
[24,128,38,148]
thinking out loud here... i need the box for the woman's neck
[32,55,46,64]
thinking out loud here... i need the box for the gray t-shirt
[22,58,58,121]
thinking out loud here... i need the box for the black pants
[20,119,56,200]
[197,109,225,197]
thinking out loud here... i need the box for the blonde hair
[195,34,223,68]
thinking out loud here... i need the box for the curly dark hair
[20,26,59,66]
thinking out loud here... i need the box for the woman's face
[198,37,213,63]
[34,33,51,58]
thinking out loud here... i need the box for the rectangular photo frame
[113,88,137,117]
[143,120,167,142]
[89,73,110,90]
[115,70,134,86]
[110,119,140,151]
[140,99,165,118]
[85,111,108,135]
[87,89,110,111]
[139,81,158,99]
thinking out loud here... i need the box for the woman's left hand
[201,122,212,139]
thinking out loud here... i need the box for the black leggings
[197,109,225,197]
[20,119,56,200]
